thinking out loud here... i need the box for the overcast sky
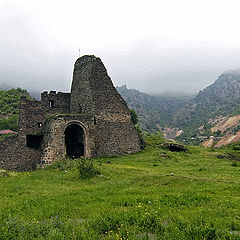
[1,0,240,95]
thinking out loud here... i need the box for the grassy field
[1,145,240,239]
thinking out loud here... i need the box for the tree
[129,109,138,125]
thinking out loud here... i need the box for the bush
[76,158,100,178]
[0,169,9,178]
[48,157,76,171]
[130,109,146,149]
[144,132,165,147]
[221,142,240,151]
[129,109,138,125]
[0,114,19,131]
[136,125,146,150]
[232,161,238,167]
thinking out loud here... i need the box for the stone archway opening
[64,124,85,158]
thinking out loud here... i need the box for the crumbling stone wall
[1,91,72,171]
[19,92,70,135]
[19,97,44,135]
[94,115,140,156]
[0,135,41,171]
[41,91,70,114]
[70,56,96,114]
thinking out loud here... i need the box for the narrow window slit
[49,100,54,108]
[37,122,43,127]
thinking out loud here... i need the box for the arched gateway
[64,123,85,158]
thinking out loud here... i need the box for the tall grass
[1,144,240,239]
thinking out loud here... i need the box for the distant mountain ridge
[174,73,240,128]
[172,72,240,144]
[118,72,240,144]
[117,85,191,132]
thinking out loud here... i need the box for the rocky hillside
[174,72,240,143]
[117,85,190,132]
[174,73,240,129]
[202,115,240,148]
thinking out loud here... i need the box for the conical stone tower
[70,55,140,156]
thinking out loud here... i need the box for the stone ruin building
[0,55,140,171]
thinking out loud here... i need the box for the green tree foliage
[0,114,19,131]
[129,109,138,125]
[0,88,33,116]
[0,88,34,131]
[130,109,146,149]
[117,85,191,132]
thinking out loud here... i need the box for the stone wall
[19,92,70,136]
[41,91,70,114]
[94,114,140,156]
[0,91,71,171]
[90,57,130,115]
[70,56,96,114]
[0,135,41,171]
[19,97,44,135]
[70,56,130,115]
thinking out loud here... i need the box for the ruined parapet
[0,134,41,171]
[41,91,71,114]
[19,92,71,134]
[19,96,44,135]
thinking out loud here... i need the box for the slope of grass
[1,146,240,239]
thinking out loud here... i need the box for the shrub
[130,109,146,149]
[47,157,76,171]
[136,125,146,150]
[144,132,165,147]
[232,161,238,167]
[0,114,19,131]
[221,142,240,151]
[130,109,139,125]
[0,169,9,178]
[76,158,100,178]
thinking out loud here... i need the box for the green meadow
[1,145,240,239]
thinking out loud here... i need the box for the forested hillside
[0,88,33,131]
[117,85,191,132]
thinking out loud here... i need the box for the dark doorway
[65,124,85,158]
[26,135,43,149]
